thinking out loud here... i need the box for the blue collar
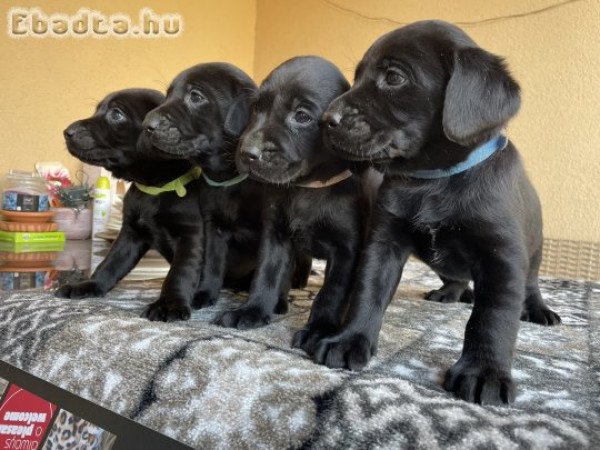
[202,172,248,187]
[408,135,508,179]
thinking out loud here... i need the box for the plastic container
[2,170,50,212]
[52,207,92,240]
[92,176,111,241]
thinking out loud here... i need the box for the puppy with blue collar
[315,20,560,405]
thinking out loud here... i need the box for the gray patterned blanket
[0,260,598,449]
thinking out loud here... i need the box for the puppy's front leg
[444,232,525,405]
[55,222,149,299]
[214,220,292,329]
[314,211,411,370]
[144,231,203,322]
[191,219,229,309]
[292,238,358,355]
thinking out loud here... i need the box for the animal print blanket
[0,260,598,449]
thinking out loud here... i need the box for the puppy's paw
[191,290,217,309]
[313,333,374,370]
[443,359,516,405]
[54,281,105,299]
[292,321,338,355]
[143,299,191,322]
[213,306,271,329]
[425,288,459,303]
[425,287,474,304]
[292,328,326,355]
[521,306,561,326]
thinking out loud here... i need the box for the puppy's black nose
[143,115,160,133]
[63,126,77,139]
[241,146,261,162]
[323,111,342,128]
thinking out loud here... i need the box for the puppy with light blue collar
[315,20,560,405]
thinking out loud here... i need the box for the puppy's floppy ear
[443,47,520,146]
[224,93,252,137]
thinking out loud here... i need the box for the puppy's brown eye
[385,70,406,86]
[189,89,207,105]
[294,110,312,124]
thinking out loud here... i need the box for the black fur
[316,21,560,405]
[56,67,272,321]
[143,63,310,317]
[213,56,373,354]
[57,88,203,321]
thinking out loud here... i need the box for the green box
[0,230,65,243]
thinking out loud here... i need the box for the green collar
[202,172,248,187]
[134,167,202,197]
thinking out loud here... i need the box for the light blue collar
[408,135,508,179]
[202,172,248,187]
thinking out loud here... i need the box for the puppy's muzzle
[63,122,96,151]
[238,137,296,184]
[323,108,371,140]
[238,131,269,165]
[240,145,260,162]
[143,111,172,136]
[143,114,160,134]
[63,122,86,141]
[239,143,283,167]
[142,111,190,154]
[63,125,78,139]
[323,111,342,129]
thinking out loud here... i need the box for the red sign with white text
[0,384,56,449]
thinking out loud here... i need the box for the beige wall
[0,0,256,180]
[254,0,600,242]
[1,0,598,243]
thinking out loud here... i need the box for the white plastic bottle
[92,176,111,241]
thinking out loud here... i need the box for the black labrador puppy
[58,79,266,321]
[214,56,369,351]
[316,21,560,404]
[143,63,310,318]
[57,88,204,320]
